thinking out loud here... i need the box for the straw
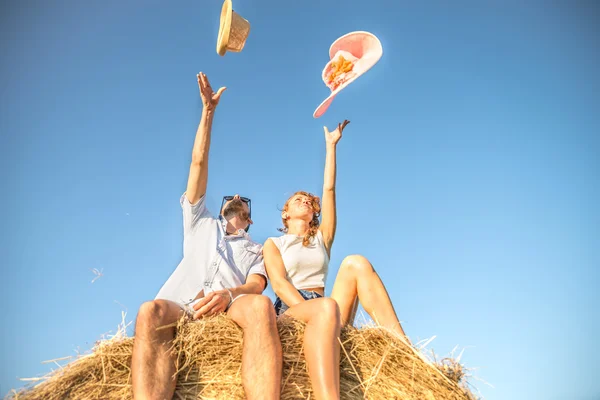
[10,314,477,399]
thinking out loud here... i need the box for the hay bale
[10,315,476,399]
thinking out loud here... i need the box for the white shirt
[269,230,330,290]
[155,194,266,306]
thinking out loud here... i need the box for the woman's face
[285,194,315,221]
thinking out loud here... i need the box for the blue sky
[1,1,598,399]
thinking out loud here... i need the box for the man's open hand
[192,289,231,319]
[198,72,226,111]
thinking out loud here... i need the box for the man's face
[221,194,252,230]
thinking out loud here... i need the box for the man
[131,72,282,400]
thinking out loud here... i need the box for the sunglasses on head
[220,196,252,232]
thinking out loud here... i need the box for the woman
[263,120,409,399]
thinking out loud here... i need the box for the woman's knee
[340,254,374,275]
[314,297,341,321]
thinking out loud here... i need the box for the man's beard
[222,199,249,220]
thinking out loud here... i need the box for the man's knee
[236,295,276,327]
[247,295,276,318]
[136,300,178,330]
[340,254,374,275]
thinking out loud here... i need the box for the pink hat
[313,31,383,118]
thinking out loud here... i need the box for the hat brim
[216,0,232,56]
[313,71,360,118]
[313,31,383,118]
[328,31,381,59]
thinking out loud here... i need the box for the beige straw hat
[216,0,251,56]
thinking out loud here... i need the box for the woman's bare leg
[330,255,409,341]
[284,297,341,400]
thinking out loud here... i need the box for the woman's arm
[319,120,350,255]
[263,239,306,306]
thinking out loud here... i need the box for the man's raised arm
[185,72,226,205]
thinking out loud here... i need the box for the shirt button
[204,282,210,286]
[213,262,217,266]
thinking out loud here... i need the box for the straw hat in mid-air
[216,0,251,56]
[313,31,383,118]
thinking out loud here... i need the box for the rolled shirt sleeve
[246,247,268,288]
[180,193,212,233]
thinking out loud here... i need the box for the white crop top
[269,230,330,290]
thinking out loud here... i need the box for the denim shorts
[274,289,324,316]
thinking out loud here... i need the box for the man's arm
[185,72,226,205]
[192,275,265,319]
[230,274,267,298]
[319,120,349,254]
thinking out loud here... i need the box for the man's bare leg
[227,294,282,400]
[131,299,186,400]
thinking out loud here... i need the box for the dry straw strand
[10,314,478,400]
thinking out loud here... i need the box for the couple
[131,72,408,400]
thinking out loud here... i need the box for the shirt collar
[218,215,250,240]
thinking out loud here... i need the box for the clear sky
[1,1,598,399]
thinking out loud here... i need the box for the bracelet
[225,288,234,311]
